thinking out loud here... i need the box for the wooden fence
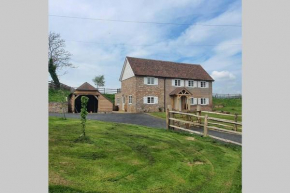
[166,107,242,146]
[97,88,121,94]
[213,93,242,99]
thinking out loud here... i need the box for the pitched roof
[169,87,192,96]
[76,82,97,91]
[126,57,214,81]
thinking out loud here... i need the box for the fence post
[234,113,238,131]
[166,108,170,130]
[203,114,208,137]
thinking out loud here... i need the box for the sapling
[80,96,89,137]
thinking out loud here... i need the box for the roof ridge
[126,56,201,66]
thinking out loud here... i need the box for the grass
[103,94,115,103]
[49,117,241,193]
[149,98,242,120]
[213,98,242,115]
[49,88,71,102]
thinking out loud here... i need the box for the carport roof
[76,82,97,91]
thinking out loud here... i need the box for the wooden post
[72,94,75,113]
[203,114,208,137]
[166,108,170,130]
[234,113,238,131]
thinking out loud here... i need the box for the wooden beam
[207,117,242,125]
[207,126,242,135]
[74,95,80,100]
[169,125,203,135]
[169,111,204,118]
[169,118,203,127]
[203,114,208,137]
[170,125,241,146]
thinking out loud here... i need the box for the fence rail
[213,93,242,99]
[166,107,242,146]
[96,88,121,94]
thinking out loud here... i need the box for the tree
[80,96,89,137]
[48,32,73,89]
[92,75,105,88]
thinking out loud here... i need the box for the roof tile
[126,57,214,81]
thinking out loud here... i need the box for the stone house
[115,57,214,113]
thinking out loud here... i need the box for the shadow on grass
[49,185,101,193]
[74,136,93,144]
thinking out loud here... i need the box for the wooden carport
[69,82,113,113]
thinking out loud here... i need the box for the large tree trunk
[49,58,60,89]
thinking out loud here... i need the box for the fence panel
[166,108,242,146]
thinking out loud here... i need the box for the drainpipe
[164,78,166,111]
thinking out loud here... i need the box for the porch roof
[169,87,192,96]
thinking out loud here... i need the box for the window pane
[147,97,150,103]
[151,97,154,103]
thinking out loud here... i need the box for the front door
[180,96,187,111]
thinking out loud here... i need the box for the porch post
[72,94,75,113]
[177,95,181,111]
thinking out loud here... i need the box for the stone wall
[49,102,68,113]
[115,77,137,113]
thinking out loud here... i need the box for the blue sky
[49,0,242,93]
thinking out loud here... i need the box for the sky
[49,0,242,94]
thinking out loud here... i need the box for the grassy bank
[103,94,115,103]
[49,117,241,192]
[49,88,71,102]
[213,98,242,115]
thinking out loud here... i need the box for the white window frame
[190,98,194,105]
[200,98,208,105]
[147,96,155,104]
[174,79,181,87]
[128,95,132,104]
[147,77,155,85]
[116,98,120,105]
[188,80,194,87]
[200,81,206,88]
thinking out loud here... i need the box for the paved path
[49,113,241,144]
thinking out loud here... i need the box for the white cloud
[211,71,236,81]
[49,0,242,93]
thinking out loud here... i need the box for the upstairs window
[128,95,132,104]
[188,80,194,87]
[147,77,155,85]
[175,79,181,86]
[200,81,207,88]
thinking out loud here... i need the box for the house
[115,57,214,113]
[68,82,113,113]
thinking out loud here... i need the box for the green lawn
[49,88,71,102]
[149,98,242,120]
[103,94,115,103]
[49,117,241,193]
[213,98,242,115]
